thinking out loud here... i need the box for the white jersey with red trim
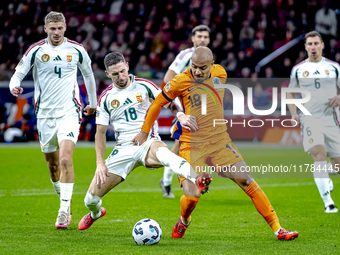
[15,38,93,119]
[289,57,340,126]
[96,75,163,147]
[168,47,194,74]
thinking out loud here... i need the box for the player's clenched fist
[11,86,23,97]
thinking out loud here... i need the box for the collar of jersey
[306,57,324,64]
[46,38,66,47]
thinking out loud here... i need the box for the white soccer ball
[132,218,162,245]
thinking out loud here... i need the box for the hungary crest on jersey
[136,92,143,103]
[67,53,72,62]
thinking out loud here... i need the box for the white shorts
[37,113,80,153]
[302,122,340,158]
[105,138,163,180]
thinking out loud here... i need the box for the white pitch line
[0,181,331,197]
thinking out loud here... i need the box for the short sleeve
[162,75,184,101]
[96,94,110,126]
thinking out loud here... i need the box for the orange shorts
[177,134,244,186]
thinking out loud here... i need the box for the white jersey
[96,75,165,147]
[15,38,95,119]
[289,57,340,126]
[168,47,194,74]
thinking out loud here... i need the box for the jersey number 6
[314,78,320,89]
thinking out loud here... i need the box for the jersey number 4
[54,66,62,78]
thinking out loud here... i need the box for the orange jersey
[164,65,228,143]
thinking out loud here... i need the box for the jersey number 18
[124,107,137,121]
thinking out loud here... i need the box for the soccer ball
[132,218,162,245]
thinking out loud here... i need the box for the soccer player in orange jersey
[159,25,211,198]
[133,47,299,241]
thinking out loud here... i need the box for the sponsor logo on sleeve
[18,59,24,67]
[164,82,171,92]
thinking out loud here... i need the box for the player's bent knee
[84,190,101,207]
[310,146,327,161]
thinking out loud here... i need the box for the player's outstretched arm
[94,124,109,185]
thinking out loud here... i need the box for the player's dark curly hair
[104,51,126,70]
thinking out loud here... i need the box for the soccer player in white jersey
[159,25,211,198]
[78,52,212,230]
[9,11,97,228]
[287,31,340,213]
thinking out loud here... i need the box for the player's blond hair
[45,11,65,25]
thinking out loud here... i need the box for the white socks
[59,183,74,213]
[274,228,283,236]
[156,147,197,183]
[84,190,102,219]
[51,180,61,197]
[163,166,174,186]
[313,161,334,208]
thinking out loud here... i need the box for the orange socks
[180,195,200,224]
[245,181,281,233]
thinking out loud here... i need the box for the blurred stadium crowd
[0,0,339,142]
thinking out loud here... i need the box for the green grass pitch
[0,145,339,254]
